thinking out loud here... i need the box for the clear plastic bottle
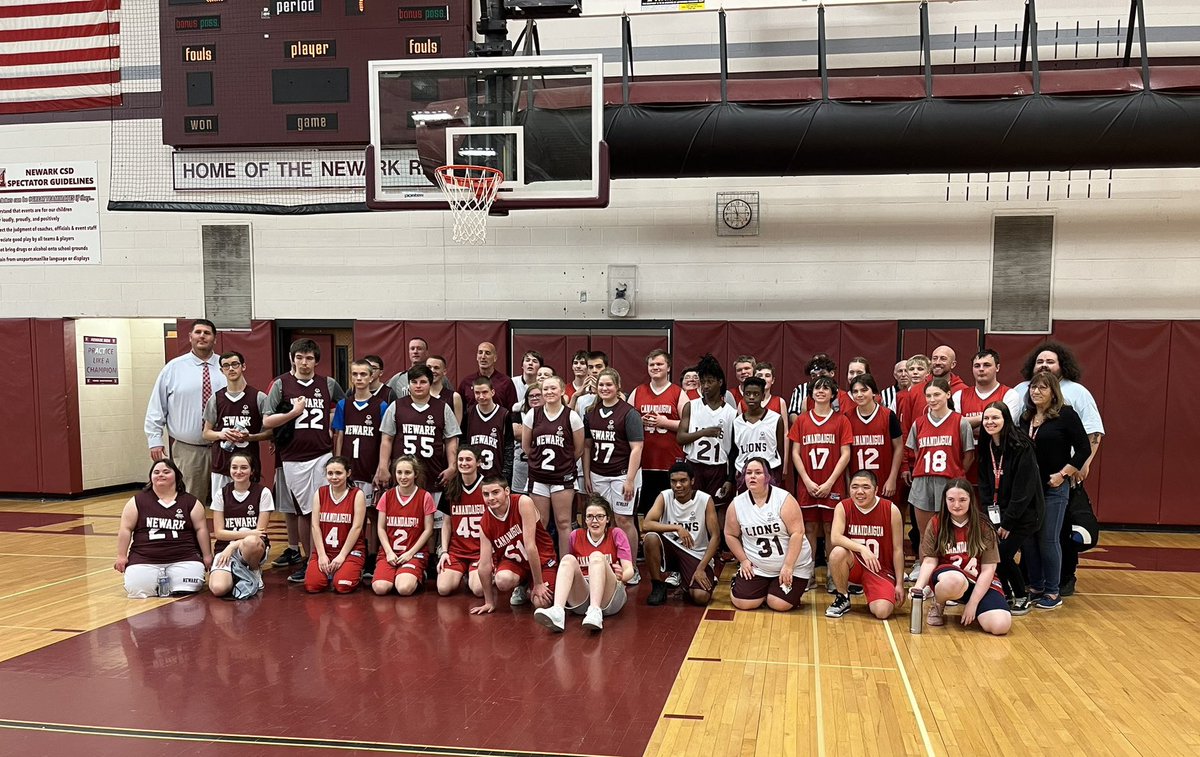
[156,567,171,597]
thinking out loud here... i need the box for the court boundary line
[883,620,937,757]
[0,553,113,560]
[811,601,826,757]
[0,568,112,602]
[1078,592,1200,600]
[720,657,896,672]
[0,719,615,757]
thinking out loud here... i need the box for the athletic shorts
[496,558,558,592]
[910,476,951,513]
[661,537,719,591]
[690,462,730,503]
[304,549,365,593]
[800,504,836,524]
[280,454,332,515]
[591,471,641,517]
[796,490,844,510]
[373,553,428,584]
[731,572,810,608]
[530,481,570,497]
[443,552,480,575]
[124,561,206,598]
[849,557,899,606]
[511,458,530,494]
[568,579,628,617]
[931,566,1009,615]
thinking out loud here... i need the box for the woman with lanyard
[977,402,1043,614]
[725,457,815,612]
[1020,372,1089,610]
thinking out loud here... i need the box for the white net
[434,166,504,245]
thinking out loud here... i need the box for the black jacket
[978,438,1044,537]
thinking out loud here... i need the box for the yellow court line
[0,568,113,602]
[720,658,896,672]
[1078,592,1200,601]
[883,620,937,757]
[0,553,113,560]
[0,625,77,633]
[811,602,826,757]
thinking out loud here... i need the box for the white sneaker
[626,570,642,587]
[509,585,528,606]
[665,572,682,588]
[582,605,604,631]
[534,606,566,632]
[906,564,921,583]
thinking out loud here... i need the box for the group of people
[125,321,1103,635]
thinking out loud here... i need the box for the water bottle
[220,418,249,452]
[909,587,925,634]
[156,568,171,597]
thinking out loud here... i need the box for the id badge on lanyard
[989,454,1003,525]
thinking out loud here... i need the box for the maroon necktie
[201,362,212,408]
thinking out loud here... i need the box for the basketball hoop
[434,165,504,245]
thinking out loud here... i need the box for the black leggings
[997,530,1030,599]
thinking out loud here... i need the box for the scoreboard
[159,0,470,148]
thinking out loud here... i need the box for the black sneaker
[647,580,669,606]
[272,547,303,568]
[825,593,852,618]
[1009,596,1033,616]
[1060,578,1076,597]
[848,583,864,596]
[287,567,307,583]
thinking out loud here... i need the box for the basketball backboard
[367,54,608,211]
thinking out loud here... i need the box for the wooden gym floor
[0,492,1198,756]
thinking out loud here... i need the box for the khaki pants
[171,440,213,508]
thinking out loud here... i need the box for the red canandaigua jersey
[954,383,1009,483]
[840,497,898,580]
[377,486,434,558]
[127,490,202,565]
[911,411,966,479]
[316,485,364,554]
[448,477,486,562]
[847,405,899,483]
[528,406,578,485]
[569,528,622,577]
[481,494,557,568]
[931,516,1004,594]
[787,410,853,507]
[630,382,684,470]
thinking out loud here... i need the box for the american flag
[0,0,122,115]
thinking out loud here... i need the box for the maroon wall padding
[0,321,44,492]
[840,321,900,388]
[353,321,407,382]
[672,321,729,380]
[1052,320,1110,506]
[900,328,928,362]
[983,333,1045,388]
[1096,321,1169,524]
[453,321,507,385]
[782,321,842,400]
[612,335,669,386]
[1159,321,1200,526]
[513,334,570,380]
[727,321,787,392]
[220,321,277,487]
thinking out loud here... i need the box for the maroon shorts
[662,538,719,591]
[849,558,899,605]
[373,553,428,584]
[731,572,809,608]
[691,462,731,503]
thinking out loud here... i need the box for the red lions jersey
[930,516,1004,594]
[787,410,853,507]
[569,528,622,577]
[447,477,486,562]
[840,497,898,579]
[847,405,900,482]
[911,411,967,479]
[481,494,557,568]
[316,485,364,554]
[377,487,435,558]
[630,382,684,471]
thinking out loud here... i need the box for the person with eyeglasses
[534,495,634,632]
[202,351,271,501]
[787,353,838,426]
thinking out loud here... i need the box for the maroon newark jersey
[391,400,450,492]
[273,374,340,463]
[127,490,202,565]
[584,400,637,477]
[481,493,557,568]
[340,395,387,482]
[315,485,364,555]
[209,385,265,475]
[462,404,510,477]
[528,406,578,486]
[214,482,268,553]
[839,497,898,579]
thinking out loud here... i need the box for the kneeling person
[470,476,559,614]
[372,456,436,596]
[210,452,273,599]
[534,496,635,632]
[304,456,367,593]
[643,462,721,606]
[826,470,905,619]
